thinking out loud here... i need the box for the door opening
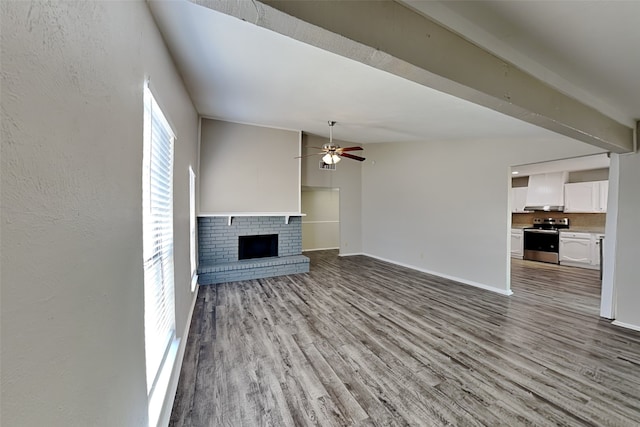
[301,187,340,252]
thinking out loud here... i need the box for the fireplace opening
[238,234,278,260]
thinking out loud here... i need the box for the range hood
[524,172,568,211]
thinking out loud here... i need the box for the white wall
[361,137,603,293]
[199,118,300,213]
[301,134,362,254]
[611,151,640,329]
[301,188,340,251]
[568,168,609,183]
[1,1,199,425]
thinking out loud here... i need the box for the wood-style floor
[170,250,640,426]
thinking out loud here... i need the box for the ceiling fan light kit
[295,121,365,164]
[322,152,341,164]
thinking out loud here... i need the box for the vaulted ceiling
[148,0,638,149]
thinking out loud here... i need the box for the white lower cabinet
[592,234,604,268]
[559,232,600,269]
[511,229,523,259]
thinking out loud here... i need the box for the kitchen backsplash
[512,212,606,228]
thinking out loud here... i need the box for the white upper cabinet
[564,182,597,212]
[564,180,608,213]
[511,187,530,213]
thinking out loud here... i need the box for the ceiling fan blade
[337,146,363,152]
[294,152,324,159]
[341,152,366,162]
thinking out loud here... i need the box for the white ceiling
[148,0,638,145]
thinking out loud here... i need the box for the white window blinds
[142,84,176,395]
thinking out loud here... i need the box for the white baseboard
[355,252,513,296]
[611,320,640,332]
[302,247,339,252]
[338,252,365,257]
[157,289,199,427]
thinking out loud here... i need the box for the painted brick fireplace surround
[197,215,309,284]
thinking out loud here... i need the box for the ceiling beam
[190,0,634,153]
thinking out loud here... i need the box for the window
[189,166,197,291]
[142,84,176,405]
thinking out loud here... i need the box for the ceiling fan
[297,121,365,164]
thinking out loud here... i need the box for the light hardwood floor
[170,250,640,426]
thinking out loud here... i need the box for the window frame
[189,166,197,291]
[142,83,177,416]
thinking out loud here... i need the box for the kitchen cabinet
[511,228,523,258]
[525,172,568,210]
[563,182,595,212]
[559,231,600,269]
[598,182,608,212]
[511,187,530,213]
[564,180,608,213]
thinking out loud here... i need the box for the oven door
[523,229,560,264]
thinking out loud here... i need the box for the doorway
[509,155,613,318]
[301,187,340,252]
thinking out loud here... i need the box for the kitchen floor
[511,257,602,316]
[171,251,640,426]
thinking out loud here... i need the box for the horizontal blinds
[143,85,175,394]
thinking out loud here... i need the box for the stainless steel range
[523,218,570,264]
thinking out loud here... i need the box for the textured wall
[1,1,198,425]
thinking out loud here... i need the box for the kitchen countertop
[560,226,606,234]
[511,224,531,229]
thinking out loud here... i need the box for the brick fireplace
[197,215,309,284]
